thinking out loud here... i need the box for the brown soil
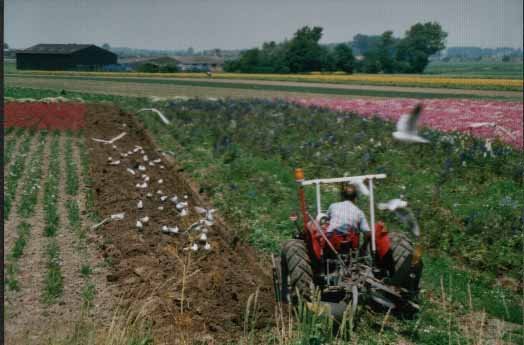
[84,103,274,343]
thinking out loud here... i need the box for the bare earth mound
[84,103,274,343]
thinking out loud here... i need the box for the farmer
[327,183,370,235]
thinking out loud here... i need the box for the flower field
[8,69,523,91]
[291,97,524,149]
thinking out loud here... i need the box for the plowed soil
[84,104,274,343]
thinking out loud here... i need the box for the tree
[4,43,9,50]
[333,43,355,73]
[352,34,381,55]
[376,31,397,73]
[102,43,111,50]
[285,26,324,72]
[396,22,447,73]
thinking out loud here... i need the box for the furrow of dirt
[3,131,41,262]
[84,103,275,343]
[4,132,52,344]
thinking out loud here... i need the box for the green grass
[5,73,522,100]
[4,129,36,220]
[43,132,62,237]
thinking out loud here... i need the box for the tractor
[271,169,423,320]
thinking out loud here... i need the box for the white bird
[157,190,164,195]
[109,160,121,166]
[146,192,153,198]
[204,243,211,250]
[136,108,171,125]
[176,202,188,210]
[148,162,155,167]
[180,208,188,217]
[127,151,133,155]
[107,156,112,161]
[199,233,208,242]
[92,132,127,145]
[139,216,149,223]
[168,226,179,234]
[136,220,143,229]
[138,165,146,172]
[160,196,168,202]
[158,179,164,184]
[158,206,164,211]
[137,200,144,209]
[194,207,216,225]
[136,182,148,189]
[351,178,370,197]
[133,147,140,153]
[378,199,408,211]
[153,158,162,164]
[393,104,429,144]
[191,243,198,251]
[127,168,136,175]
[161,225,169,233]
[160,165,165,169]
[111,212,125,220]
[170,195,179,203]
[143,155,149,162]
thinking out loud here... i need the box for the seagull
[136,108,170,125]
[378,199,408,211]
[92,132,127,145]
[350,178,370,197]
[194,207,216,225]
[378,199,420,238]
[393,104,429,144]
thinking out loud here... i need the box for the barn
[16,44,117,71]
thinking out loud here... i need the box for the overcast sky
[5,0,523,50]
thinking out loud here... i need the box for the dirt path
[4,132,51,344]
[84,104,274,343]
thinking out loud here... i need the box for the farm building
[16,44,117,70]
[174,56,225,72]
[118,56,179,72]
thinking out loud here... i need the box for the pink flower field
[291,97,523,149]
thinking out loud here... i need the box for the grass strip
[4,129,36,220]
[17,130,48,218]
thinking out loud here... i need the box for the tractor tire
[280,239,314,305]
[388,232,423,296]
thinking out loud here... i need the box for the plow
[272,169,423,321]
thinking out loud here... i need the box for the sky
[5,0,523,51]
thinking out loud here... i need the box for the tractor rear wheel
[388,232,423,296]
[280,239,314,304]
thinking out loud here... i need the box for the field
[4,87,523,344]
[5,59,523,93]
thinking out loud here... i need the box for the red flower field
[4,102,86,131]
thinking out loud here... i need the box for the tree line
[224,22,447,74]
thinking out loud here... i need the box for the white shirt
[327,200,370,234]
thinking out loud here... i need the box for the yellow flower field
[9,70,523,91]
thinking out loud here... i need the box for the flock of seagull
[91,128,216,252]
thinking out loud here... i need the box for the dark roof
[18,44,98,55]
[174,56,225,65]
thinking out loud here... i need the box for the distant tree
[333,43,355,73]
[187,47,194,55]
[102,43,111,50]
[352,34,381,55]
[502,55,511,62]
[4,42,9,50]
[376,31,397,73]
[396,22,447,73]
[285,26,324,72]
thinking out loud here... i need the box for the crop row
[4,127,25,166]
[17,131,48,218]
[5,222,31,291]
[42,132,64,303]
[65,131,79,196]
[4,130,36,220]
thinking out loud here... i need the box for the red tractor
[272,169,423,319]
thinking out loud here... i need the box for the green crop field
[425,61,523,79]
[5,87,523,345]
